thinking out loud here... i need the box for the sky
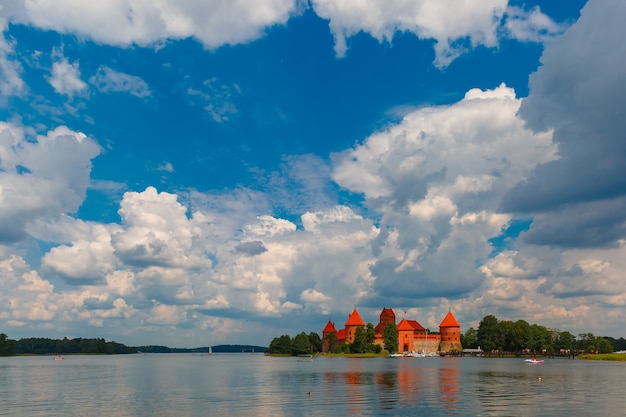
[0,0,624,348]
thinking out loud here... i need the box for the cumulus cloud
[0,1,564,70]
[0,123,100,244]
[89,66,151,98]
[332,84,556,302]
[0,0,299,48]
[503,0,626,249]
[48,49,88,97]
[311,0,563,67]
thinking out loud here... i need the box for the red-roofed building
[374,307,396,334]
[344,308,365,344]
[397,319,416,352]
[439,311,462,352]
[321,320,338,352]
[322,308,462,354]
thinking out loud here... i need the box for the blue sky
[1,0,625,348]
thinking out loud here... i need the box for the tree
[291,332,311,355]
[477,315,504,352]
[461,327,478,349]
[383,322,398,353]
[598,338,613,354]
[308,332,322,353]
[0,333,16,356]
[268,334,292,354]
[555,331,576,351]
[365,323,376,345]
[350,326,367,353]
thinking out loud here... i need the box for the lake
[1,354,624,416]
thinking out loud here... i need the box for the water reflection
[2,355,625,417]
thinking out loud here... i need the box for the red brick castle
[322,307,462,354]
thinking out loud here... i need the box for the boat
[54,356,65,361]
[525,358,543,364]
[297,354,313,362]
[208,345,212,355]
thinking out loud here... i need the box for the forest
[0,333,266,356]
[461,315,626,354]
[0,334,137,356]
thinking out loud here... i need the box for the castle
[322,307,462,354]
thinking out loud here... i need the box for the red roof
[379,307,395,320]
[336,329,346,341]
[322,320,337,333]
[345,308,365,326]
[407,320,426,332]
[439,311,460,328]
[397,319,415,331]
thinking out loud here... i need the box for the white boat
[208,345,212,355]
[297,354,313,362]
[525,358,543,364]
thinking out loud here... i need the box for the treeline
[0,334,136,356]
[462,315,626,354]
[267,323,399,355]
[135,345,266,353]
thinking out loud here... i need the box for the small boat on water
[525,358,543,364]
[54,356,65,361]
[297,354,314,362]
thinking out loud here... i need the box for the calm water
[1,354,624,416]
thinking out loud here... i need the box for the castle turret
[321,320,338,353]
[438,311,462,352]
[397,319,415,352]
[374,307,396,334]
[344,308,365,344]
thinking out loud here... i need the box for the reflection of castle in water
[322,307,463,353]
[322,364,460,413]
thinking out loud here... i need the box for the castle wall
[413,336,441,354]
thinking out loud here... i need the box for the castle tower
[438,311,462,352]
[344,308,365,344]
[397,319,415,352]
[321,320,338,353]
[375,307,396,334]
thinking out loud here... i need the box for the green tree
[598,338,613,354]
[555,331,576,351]
[477,315,504,352]
[383,322,398,353]
[365,323,376,345]
[291,332,312,355]
[268,334,292,354]
[0,333,16,356]
[461,327,478,349]
[308,332,322,353]
[350,326,367,353]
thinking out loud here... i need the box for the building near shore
[322,308,462,353]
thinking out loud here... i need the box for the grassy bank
[578,353,626,361]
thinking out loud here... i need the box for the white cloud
[311,0,563,67]
[0,18,24,97]
[504,5,566,42]
[48,49,88,97]
[0,123,101,244]
[89,66,151,98]
[1,0,299,48]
